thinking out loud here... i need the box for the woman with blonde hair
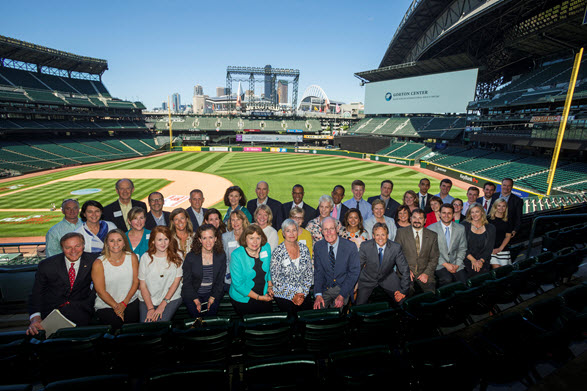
[92,229,139,329]
[169,208,194,257]
[138,226,183,322]
[254,204,278,251]
[488,198,513,268]
[403,190,418,213]
[462,204,496,278]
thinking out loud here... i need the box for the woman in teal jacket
[229,224,273,315]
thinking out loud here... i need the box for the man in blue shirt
[45,199,82,257]
[343,180,373,220]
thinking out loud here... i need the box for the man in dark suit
[186,189,207,232]
[367,180,401,218]
[416,178,433,213]
[247,181,283,229]
[395,209,439,294]
[477,182,497,214]
[145,191,170,230]
[282,184,315,228]
[495,178,523,237]
[27,232,98,335]
[102,179,147,231]
[357,222,410,304]
[313,217,360,309]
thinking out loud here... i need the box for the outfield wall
[177,145,416,166]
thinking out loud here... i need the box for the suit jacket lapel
[74,257,91,287]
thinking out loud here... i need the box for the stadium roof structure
[0,35,108,75]
[356,0,587,88]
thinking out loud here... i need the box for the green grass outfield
[0,152,466,238]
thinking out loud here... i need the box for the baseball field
[0,151,467,239]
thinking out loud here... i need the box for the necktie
[378,247,383,266]
[445,226,451,249]
[484,200,488,211]
[332,205,338,219]
[415,231,420,255]
[420,196,425,210]
[329,245,335,272]
[68,262,76,290]
[356,200,360,210]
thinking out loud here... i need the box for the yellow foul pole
[546,47,583,195]
[168,96,173,151]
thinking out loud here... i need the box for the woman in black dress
[488,198,513,269]
[462,204,496,278]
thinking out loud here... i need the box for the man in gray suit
[395,209,439,294]
[313,217,360,309]
[428,204,468,286]
[357,222,410,304]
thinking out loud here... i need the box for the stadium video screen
[364,68,478,114]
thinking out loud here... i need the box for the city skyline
[0,0,413,110]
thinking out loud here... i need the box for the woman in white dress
[138,226,183,322]
[92,229,139,329]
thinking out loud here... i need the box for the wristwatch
[164,298,171,304]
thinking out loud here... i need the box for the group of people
[29,175,523,334]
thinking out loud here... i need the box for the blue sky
[1,0,413,109]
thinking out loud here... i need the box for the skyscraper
[172,93,181,113]
[278,80,288,104]
[264,64,273,102]
[194,85,203,96]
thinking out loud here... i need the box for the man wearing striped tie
[313,217,360,309]
[395,209,439,295]
[356,222,410,305]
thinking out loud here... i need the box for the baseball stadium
[1,0,587,389]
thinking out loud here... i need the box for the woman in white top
[76,200,116,254]
[222,209,250,289]
[254,204,278,251]
[364,199,397,241]
[138,226,183,322]
[92,229,139,329]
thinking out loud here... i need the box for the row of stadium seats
[424,148,587,194]
[0,136,159,174]
[350,116,466,139]
[0,119,146,130]
[0,84,144,109]
[0,66,110,97]
[471,56,587,109]
[152,116,322,133]
[0,67,144,110]
[2,252,585,389]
